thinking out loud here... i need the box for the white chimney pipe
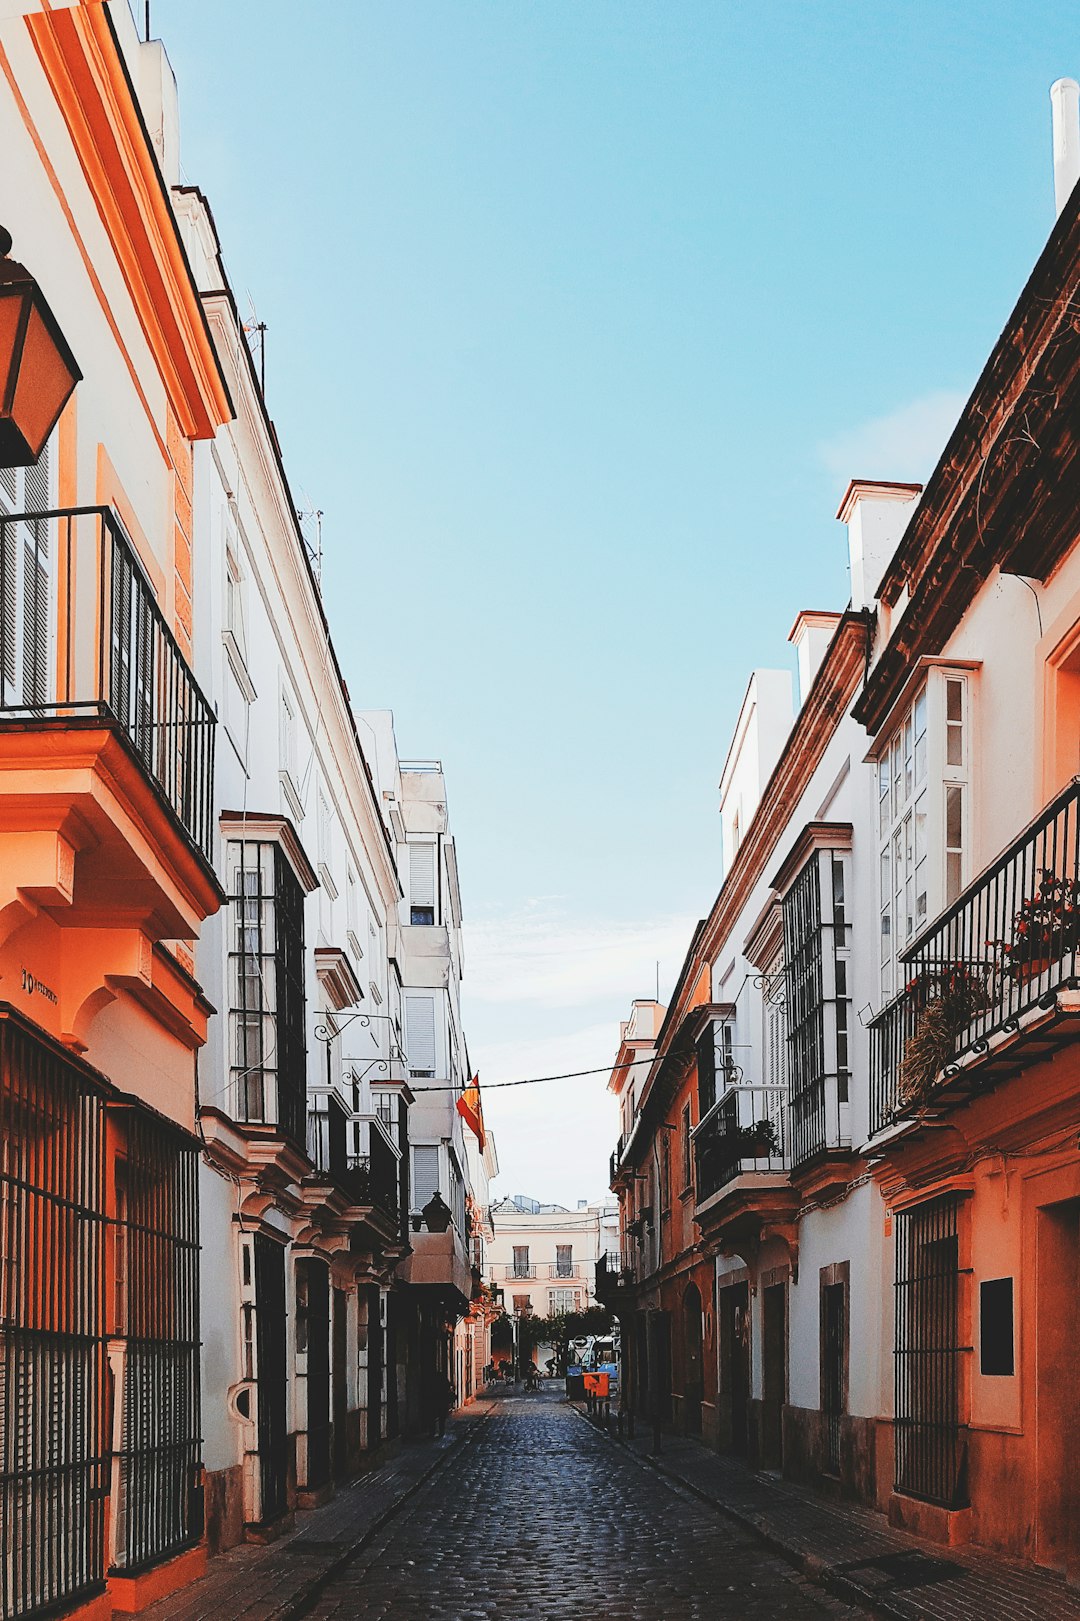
[1051,78,1080,218]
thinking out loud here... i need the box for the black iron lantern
[0,226,81,468]
[419,1190,453,1234]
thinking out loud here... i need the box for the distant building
[486,1197,618,1320]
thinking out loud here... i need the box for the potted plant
[1000,869,1080,982]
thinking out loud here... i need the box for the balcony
[306,1094,401,1233]
[489,1262,589,1282]
[694,1082,786,1204]
[594,1251,637,1303]
[869,778,1080,1138]
[0,506,215,863]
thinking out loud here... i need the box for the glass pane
[946,678,963,723]
[946,784,963,849]
[947,723,963,767]
[914,792,927,865]
[914,687,927,737]
[946,851,962,904]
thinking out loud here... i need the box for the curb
[274,1400,498,1621]
[571,1404,897,1620]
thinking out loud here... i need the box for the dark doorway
[332,1286,349,1477]
[682,1285,704,1436]
[635,1311,649,1419]
[719,1282,750,1454]
[384,1291,399,1441]
[365,1286,384,1450]
[297,1260,330,1490]
[762,1282,787,1470]
[254,1235,288,1524]
[649,1310,672,1428]
[1036,1198,1080,1584]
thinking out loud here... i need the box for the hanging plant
[897,962,988,1107]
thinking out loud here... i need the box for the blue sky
[156,0,1078,1203]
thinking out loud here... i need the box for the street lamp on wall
[0,227,80,468]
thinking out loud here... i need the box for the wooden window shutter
[411,1145,440,1211]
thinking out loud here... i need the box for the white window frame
[876,668,973,1001]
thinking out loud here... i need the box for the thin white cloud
[819,389,967,491]
[465,901,697,1009]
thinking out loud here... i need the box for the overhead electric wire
[408,1054,662,1093]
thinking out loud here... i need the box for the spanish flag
[457,1074,485,1149]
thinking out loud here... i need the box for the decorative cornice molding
[25,4,232,439]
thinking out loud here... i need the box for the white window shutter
[406,996,437,1075]
[409,842,436,910]
[412,1145,440,1211]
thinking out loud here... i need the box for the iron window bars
[894,1194,967,1507]
[870,776,1080,1135]
[109,1108,201,1574]
[227,840,307,1148]
[0,1015,108,1621]
[0,1015,202,1617]
[0,506,215,862]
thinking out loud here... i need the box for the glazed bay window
[877,670,972,1001]
[227,837,308,1146]
[778,830,852,1168]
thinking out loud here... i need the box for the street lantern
[0,226,81,468]
[418,1190,453,1234]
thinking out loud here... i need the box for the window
[405,995,437,1078]
[549,1289,580,1314]
[660,1131,671,1211]
[227,840,307,1144]
[512,1246,531,1278]
[411,1145,440,1211]
[409,841,437,926]
[782,844,851,1167]
[696,1017,734,1118]
[224,514,247,664]
[556,1244,573,1278]
[317,789,333,874]
[681,1104,693,1191]
[894,1195,965,1506]
[512,1294,531,1315]
[0,440,52,710]
[878,674,971,999]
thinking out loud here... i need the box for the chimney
[836,480,922,610]
[789,611,843,704]
[1051,78,1080,217]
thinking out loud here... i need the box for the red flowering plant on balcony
[1000,869,1080,980]
[898,960,989,1108]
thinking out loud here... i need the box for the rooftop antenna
[297,506,324,585]
[242,299,267,395]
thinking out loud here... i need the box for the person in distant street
[434,1367,454,1438]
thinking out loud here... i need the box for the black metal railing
[308,1099,400,1223]
[595,1251,637,1297]
[694,1082,786,1204]
[870,778,1080,1135]
[0,506,215,860]
[0,1014,109,1620]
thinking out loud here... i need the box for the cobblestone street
[301,1394,853,1621]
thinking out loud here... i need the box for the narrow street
[301,1394,854,1620]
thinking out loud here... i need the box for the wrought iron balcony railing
[694,1082,786,1205]
[0,506,215,860]
[869,777,1080,1136]
[307,1097,400,1224]
[595,1251,637,1295]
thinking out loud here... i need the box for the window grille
[0,1014,107,1619]
[894,1195,967,1507]
[783,849,850,1166]
[110,1108,201,1573]
[227,841,307,1145]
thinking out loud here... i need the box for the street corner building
[0,3,496,1618]
[602,102,1080,1585]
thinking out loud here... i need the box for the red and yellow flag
[456,1073,485,1149]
